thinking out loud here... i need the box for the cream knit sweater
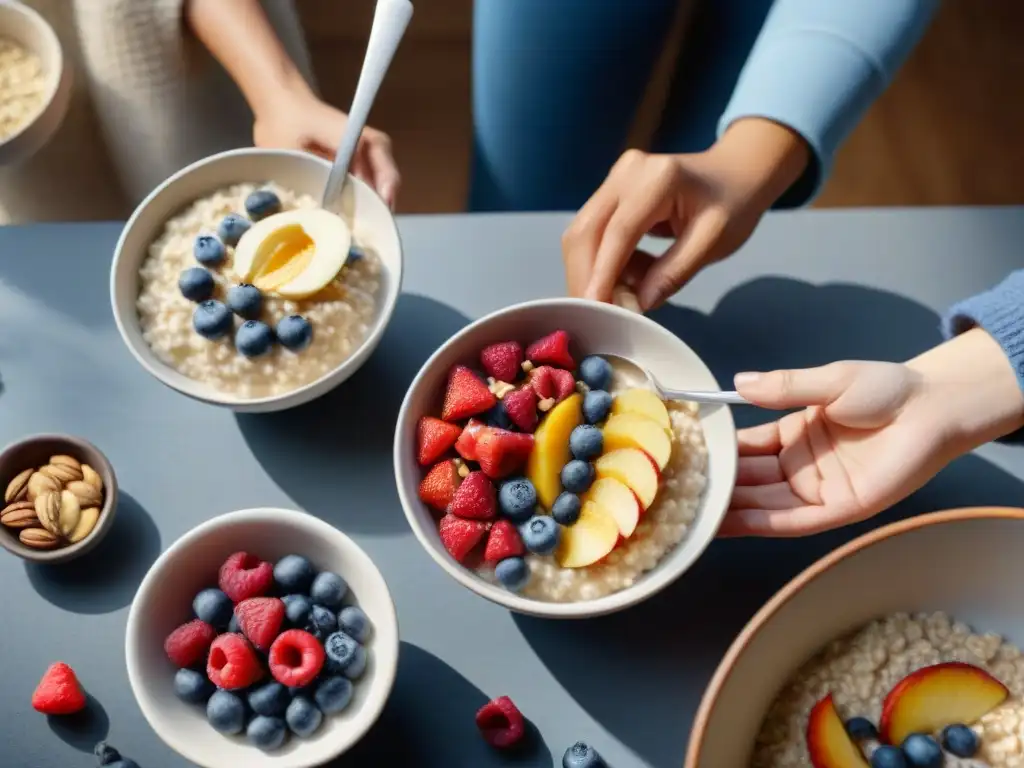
[0,0,316,224]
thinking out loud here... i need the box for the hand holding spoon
[599,352,750,406]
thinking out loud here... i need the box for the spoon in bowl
[598,352,750,406]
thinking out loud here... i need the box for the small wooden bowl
[0,434,118,564]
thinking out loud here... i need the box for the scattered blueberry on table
[227,283,263,319]
[178,266,215,302]
[217,213,251,246]
[276,314,313,352]
[244,189,282,220]
[192,300,233,340]
[94,741,140,768]
[562,741,605,768]
[193,234,226,266]
[235,319,275,357]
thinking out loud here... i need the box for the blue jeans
[469,0,774,212]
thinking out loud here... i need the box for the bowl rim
[124,506,400,768]
[684,505,1024,767]
[393,296,738,619]
[108,146,404,408]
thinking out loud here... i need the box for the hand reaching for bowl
[718,329,1024,537]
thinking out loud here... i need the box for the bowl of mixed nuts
[0,434,118,563]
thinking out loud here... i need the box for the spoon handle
[661,389,750,406]
[321,0,414,211]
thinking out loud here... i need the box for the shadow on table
[235,294,471,535]
[46,693,109,752]
[514,277,1024,767]
[328,641,552,766]
[26,492,161,614]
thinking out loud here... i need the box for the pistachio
[80,464,103,493]
[3,468,32,503]
[49,454,81,471]
[68,507,99,543]
[65,480,102,509]
[34,491,61,537]
[27,471,59,500]
[40,462,83,485]
[57,490,81,537]
[1,500,38,529]
[20,527,59,549]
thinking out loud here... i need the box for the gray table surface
[2,208,1024,767]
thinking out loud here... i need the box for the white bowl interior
[110,149,403,412]
[694,512,1024,766]
[394,299,737,618]
[125,508,399,768]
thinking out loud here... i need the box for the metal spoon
[599,352,750,406]
[321,0,414,213]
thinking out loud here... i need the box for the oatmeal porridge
[0,38,48,142]
[137,183,381,399]
[754,611,1024,767]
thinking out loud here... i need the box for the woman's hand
[562,118,808,310]
[720,329,1024,537]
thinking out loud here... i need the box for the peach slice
[526,394,582,510]
[805,694,869,768]
[554,500,620,568]
[878,662,1008,745]
[583,477,639,538]
[594,448,659,510]
[611,388,671,434]
[602,413,672,471]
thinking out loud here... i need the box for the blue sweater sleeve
[717,0,939,208]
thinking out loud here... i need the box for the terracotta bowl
[686,507,1024,766]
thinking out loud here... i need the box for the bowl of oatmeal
[687,507,1024,768]
[393,298,738,619]
[110,148,402,412]
[0,0,70,165]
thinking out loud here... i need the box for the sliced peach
[554,501,619,568]
[602,413,672,471]
[806,694,869,768]
[879,661,1008,745]
[594,448,659,510]
[583,477,639,538]
[526,393,582,509]
[611,388,671,434]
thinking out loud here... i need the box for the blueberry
[193,234,226,266]
[324,631,367,679]
[486,401,513,429]
[174,668,214,704]
[282,594,313,626]
[247,715,287,750]
[495,556,530,591]
[498,477,537,522]
[274,555,316,593]
[563,741,605,768]
[307,605,338,638]
[900,733,942,768]
[582,390,613,425]
[346,245,365,265]
[193,588,233,628]
[845,717,878,741]
[94,741,122,765]
[276,315,313,352]
[569,425,603,461]
[338,605,372,643]
[285,695,323,737]
[314,676,354,714]
[247,682,291,717]
[178,267,215,302]
[206,690,246,735]
[941,723,979,758]
[551,492,582,526]
[310,571,348,609]
[107,761,140,768]
[235,319,275,357]
[217,213,251,246]
[227,283,263,319]
[244,189,282,220]
[520,515,560,556]
[192,300,233,340]
[870,745,907,768]
[578,356,613,391]
[561,460,595,494]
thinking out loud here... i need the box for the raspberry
[218,551,273,603]
[235,597,286,652]
[530,366,574,401]
[206,634,263,690]
[502,386,538,432]
[475,695,526,749]
[268,629,325,688]
[164,619,217,667]
[525,330,574,369]
[31,662,87,715]
[480,341,524,383]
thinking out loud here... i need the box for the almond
[3,468,32,503]
[34,491,61,537]
[65,480,102,509]
[20,527,59,549]
[57,490,81,537]
[68,507,99,543]
[40,463,83,485]
[1,500,38,529]
[48,454,81,471]
[27,471,59,501]
[80,464,103,493]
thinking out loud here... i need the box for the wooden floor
[301,0,1024,213]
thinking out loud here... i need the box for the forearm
[709,117,810,212]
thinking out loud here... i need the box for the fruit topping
[527,393,582,509]
[562,741,606,768]
[174,668,214,704]
[235,597,286,652]
[583,477,639,538]
[207,690,246,735]
[476,695,526,749]
[164,618,217,667]
[273,554,316,594]
[193,299,233,340]
[439,513,489,562]
[611,388,672,433]
[602,412,672,470]
[526,330,575,369]
[268,629,325,688]
[594,448,659,510]
[310,571,349,609]
[338,606,372,644]
[497,477,537,523]
[194,233,226,266]
[805,694,869,768]
[582,389,613,425]
[561,459,595,494]
[31,662,87,715]
[207,634,263,690]
[286,696,324,737]
[900,733,942,767]
[193,587,234,628]
[178,266,215,302]
[484,519,526,562]
[940,723,979,758]
[480,341,524,383]
[282,594,313,626]
[503,386,539,432]
[227,283,263,319]
[578,355,613,390]
[476,429,534,479]
[247,715,288,750]
[307,605,338,638]
[519,515,560,556]
[217,213,252,246]
[530,366,575,402]
[450,471,497,520]
[569,424,603,461]
[442,365,497,422]
[276,314,313,352]
[244,189,282,220]
[487,401,514,429]
[219,551,274,603]
[455,418,488,461]
[248,682,291,717]
[417,416,462,465]
[495,556,530,592]
[869,746,904,767]
[418,460,461,512]
[844,717,878,742]
[315,676,355,714]
[551,491,582,526]
[324,631,367,679]
[554,501,619,568]
[235,320,275,357]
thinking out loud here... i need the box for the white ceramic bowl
[0,0,71,165]
[110,148,403,413]
[687,507,1024,766]
[394,298,738,619]
[126,508,400,768]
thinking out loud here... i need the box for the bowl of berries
[125,507,399,768]
[394,298,738,618]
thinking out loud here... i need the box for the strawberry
[235,597,286,652]
[502,387,538,432]
[480,341,523,383]
[218,551,273,603]
[455,418,487,461]
[484,519,525,562]
[530,366,575,402]
[476,695,526,749]
[441,365,496,422]
[438,514,489,562]
[450,471,497,520]
[417,416,462,465]
[31,662,87,715]
[418,460,460,512]
[164,619,217,667]
[526,330,574,369]
[207,633,263,690]
[475,429,534,479]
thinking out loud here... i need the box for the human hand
[719,329,1024,537]
[562,118,808,310]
